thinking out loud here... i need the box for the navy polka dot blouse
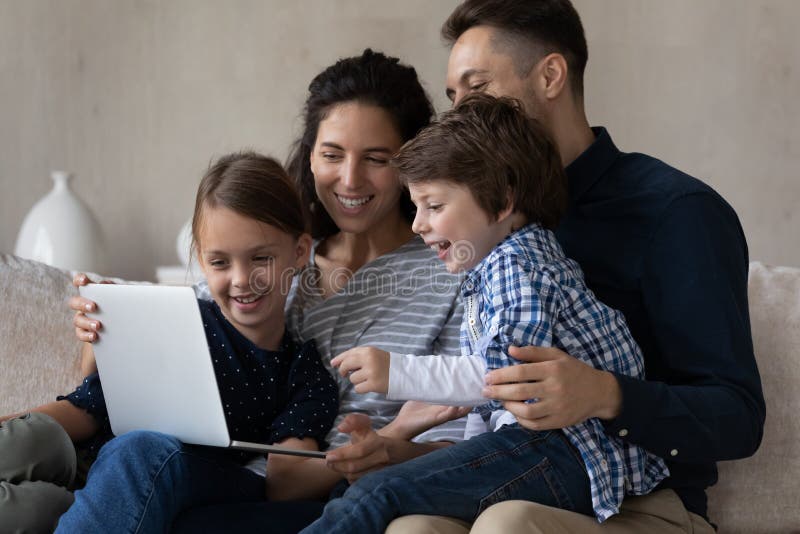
[59,299,339,462]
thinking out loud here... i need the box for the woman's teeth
[336,194,373,208]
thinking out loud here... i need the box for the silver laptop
[78,283,326,458]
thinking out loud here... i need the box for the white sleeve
[387,352,487,406]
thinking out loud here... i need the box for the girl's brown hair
[393,93,567,230]
[191,151,306,253]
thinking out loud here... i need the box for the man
[388,1,765,532]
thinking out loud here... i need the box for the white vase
[14,171,107,273]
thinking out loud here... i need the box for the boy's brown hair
[393,93,567,229]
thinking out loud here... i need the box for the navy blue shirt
[555,128,765,520]
[61,299,339,463]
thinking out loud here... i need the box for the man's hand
[331,347,390,394]
[482,346,623,430]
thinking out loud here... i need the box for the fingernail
[85,304,92,311]
[91,322,98,330]
[481,387,491,396]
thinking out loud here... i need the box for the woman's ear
[294,233,313,270]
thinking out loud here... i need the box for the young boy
[302,94,668,534]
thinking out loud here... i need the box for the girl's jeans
[302,425,593,534]
[54,430,265,533]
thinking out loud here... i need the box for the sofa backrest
[0,254,82,414]
[706,262,800,532]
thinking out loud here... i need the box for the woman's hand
[381,401,470,441]
[325,414,391,483]
[331,347,390,394]
[325,413,451,484]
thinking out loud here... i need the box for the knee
[471,501,557,534]
[0,413,75,483]
[99,431,182,463]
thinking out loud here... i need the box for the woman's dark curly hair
[286,49,435,239]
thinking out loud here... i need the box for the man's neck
[549,104,595,167]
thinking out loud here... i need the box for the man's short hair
[393,93,567,230]
[442,0,588,97]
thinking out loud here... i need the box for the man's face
[446,25,540,115]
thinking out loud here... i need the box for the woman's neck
[322,210,415,273]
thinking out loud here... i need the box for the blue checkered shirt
[461,223,669,522]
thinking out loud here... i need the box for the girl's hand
[331,347,390,394]
[68,273,114,343]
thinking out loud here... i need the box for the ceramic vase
[14,171,107,273]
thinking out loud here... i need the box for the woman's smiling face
[310,101,406,236]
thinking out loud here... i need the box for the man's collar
[565,127,620,202]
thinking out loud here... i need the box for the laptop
[78,283,326,458]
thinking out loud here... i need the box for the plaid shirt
[461,223,669,522]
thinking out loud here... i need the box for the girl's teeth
[235,295,260,304]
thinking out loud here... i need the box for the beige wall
[1,0,798,280]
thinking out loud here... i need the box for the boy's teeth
[336,194,372,208]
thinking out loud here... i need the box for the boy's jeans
[54,430,265,533]
[302,424,593,534]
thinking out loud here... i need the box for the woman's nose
[340,158,362,189]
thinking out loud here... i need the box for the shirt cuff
[601,373,657,444]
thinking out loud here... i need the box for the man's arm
[486,193,766,463]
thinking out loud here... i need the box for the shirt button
[600,459,608,468]
[618,429,629,437]
[469,318,476,326]
[670,449,679,457]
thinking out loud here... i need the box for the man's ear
[536,53,569,101]
[294,233,313,270]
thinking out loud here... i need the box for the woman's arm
[326,414,452,484]
[265,437,341,501]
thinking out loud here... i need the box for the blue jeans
[54,431,265,533]
[302,425,593,534]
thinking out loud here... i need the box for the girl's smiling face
[196,204,310,349]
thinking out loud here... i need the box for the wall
[1,0,798,280]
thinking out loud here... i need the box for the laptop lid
[79,284,232,447]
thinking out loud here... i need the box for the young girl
[2,151,339,533]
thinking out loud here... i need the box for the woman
[68,49,467,533]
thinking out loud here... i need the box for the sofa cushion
[706,261,800,532]
[0,254,82,414]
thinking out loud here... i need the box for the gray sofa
[1,253,797,532]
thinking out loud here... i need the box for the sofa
[1,253,798,533]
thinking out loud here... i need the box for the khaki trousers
[0,413,76,534]
[386,489,715,534]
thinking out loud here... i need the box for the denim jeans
[302,425,593,534]
[54,430,265,534]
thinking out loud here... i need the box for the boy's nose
[411,212,427,235]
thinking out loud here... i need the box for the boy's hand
[331,347,390,394]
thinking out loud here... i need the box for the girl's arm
[0,400,97,442]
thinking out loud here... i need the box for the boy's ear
[495,190,515,223]
[294,233,312,270]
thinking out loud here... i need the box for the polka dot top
[60,299,339,462]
